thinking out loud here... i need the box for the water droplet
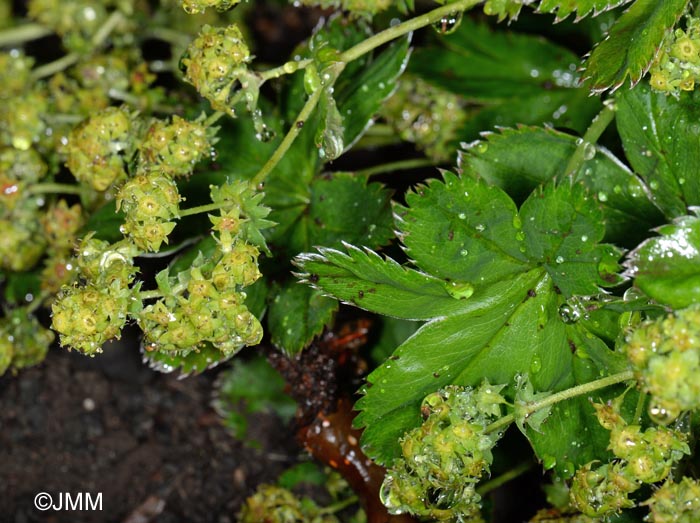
[581,235,588,242]
[542,455,556,470]
[475,141,488,154]
[597,191,608,202]
[475,223,486,232]
[650,180,659,190]
[512,216,522,229]
[558,303,581,324]
[530,356,542,374]
[582,142,596,160]
[458,212,466,220]
[432,11,463,34]
[555,255,565,264]
[445,281,474,300]
[460,249,468,256]
[516,231,526,241]
[613,185,622,194]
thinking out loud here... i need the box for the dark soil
[0,337,299,523]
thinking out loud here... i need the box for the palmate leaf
[295,173,627,472]
[625,211,700,309]
[536,0,632,21]
[408,17,602,142]
[582,0,689,92]
[459,126,663,245]
[617,84,700,218]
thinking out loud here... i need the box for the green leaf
[336,36,411,149]
[460,126,663,244]
[278,463,327,489]
[3,269,41,305]
[143,342,232,376]
[82,200,124,242]
[212,354,297,441]
[582,0,689,92]
[617,84,700,218]
[536,0,632,21]
[267,282,338,356]
[408,18,602,138]
[296,174,626,467]
[267,172,393,258]
[625,212,700,309]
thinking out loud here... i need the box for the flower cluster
[623,306,700,425]
[51,237,139,355]
[569,398,689,518]
[180,24,251,115]
[644,477,700,523]
[137,179,269,356]
[380,382,507,521]
[0,310,55,375]
[649,16,700,95]
[381,75,465,162]
[181,0,240,15]
[238,484,339,523]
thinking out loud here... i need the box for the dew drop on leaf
[558,303,580,324]
[555,256,565,264]
[582,142,596,161]
[530,356,542,374]
[542,455,556,470]
[445,281,474,300]
[516,231,526,241]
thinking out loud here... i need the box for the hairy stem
[485,370,635,435]
[30,11,125,81]
[0,23,53,47]
[564,101,617,178]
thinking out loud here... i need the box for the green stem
[564,101,617,178]
[0,23,53,47]
[339,0,483,63]
[144,27,192,49]
[318,495,359,515]
[30,10,125,81]
[634,390,647,425]
[26,183,85,196]
[138,290,162,300]
[108,88,177,114]
[355,157,437,177]
[485,370,636,435]
[27,291,51,314]
[248,0,484,186]
[258,58,312,83]
[178,201,228,218]
[476,461,534,497]
[250,78,327,186]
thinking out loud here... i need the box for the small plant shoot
[3,0,700,521]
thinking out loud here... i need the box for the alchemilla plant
[3,0,700,520]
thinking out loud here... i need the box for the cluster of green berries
[51,237,140,355]
[0,310,55,376]
[569,398,689,518]
[382,75,465,162]
[66,106,134,191]
[649,17,700,95]
[381,382,507,521]
[180,24,251,116]
[181,0,240,15]
[238,484,339,523]
[623,306,700,425]
[644,477,700,523]
[0,147,49,272]
[139,181,267,356]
